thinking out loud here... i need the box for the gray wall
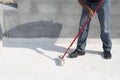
[1,0,120,38]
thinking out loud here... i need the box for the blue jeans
[77,0,112,52]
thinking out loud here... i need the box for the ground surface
[0,38,120,80]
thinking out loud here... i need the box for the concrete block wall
[1,0,120,38]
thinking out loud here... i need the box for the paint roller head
[56,56,65,66]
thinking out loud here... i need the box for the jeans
[77,0,112,52]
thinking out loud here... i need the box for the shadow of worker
[3,20,67,66]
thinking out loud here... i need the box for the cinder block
[0,0,16,3]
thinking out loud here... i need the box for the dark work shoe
[69,49,85,58]
[103,51,112,59]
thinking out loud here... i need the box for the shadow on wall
[4,20,63,38]
[2,3,18,8]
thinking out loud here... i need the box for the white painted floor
[0,38,120,80]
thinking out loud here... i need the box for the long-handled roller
[57,0,104,66]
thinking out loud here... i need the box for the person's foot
[103,51,112,59]
[69,49,85,58]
